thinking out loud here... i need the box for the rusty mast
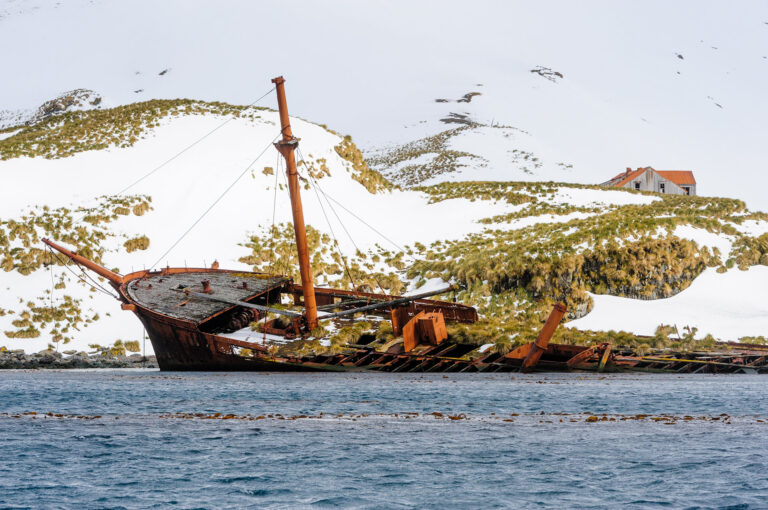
[271,76,319,331]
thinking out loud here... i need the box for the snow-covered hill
[2,99,768,354]
[369,121,577,187]
[0,89,104,130]
[0,101,571,352]
[2,0,768,353]
[1,0,767,208]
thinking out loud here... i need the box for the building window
[659,183,665,193]
[634,182,640,190]
[682,186,690,195]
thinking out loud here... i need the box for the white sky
[1,0,767,208]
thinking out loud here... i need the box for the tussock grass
[0,99,270,160]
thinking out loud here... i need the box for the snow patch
[672,225,733,256]
[548,187,659,208]
[405,277,449,295]
[0,128,21,141]
[731,220,768,238]
[568,267,768,341]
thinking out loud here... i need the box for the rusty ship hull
[114,265,481,372]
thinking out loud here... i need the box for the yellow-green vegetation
[87,340,128,357]
[239,222,404,294]
[4,295,83,343]
[329,321,374,350]
[417,181,603,224]
[237,181,768,350]
[731,233,768,270]
[108,340,126,357]
[1,194,151,340]
[404,182,768,349]
[0,195,151,275]
[367,127,483,186]
[124,340,141,353]
[123,235,150,253]
[417,181,548,205]
[738,336,768,345]
[298,155,331,181]
[0,99,270,160]
[334,136,394,194]
[274,320,379,357]
[375,321,394,343]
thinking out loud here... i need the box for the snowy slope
[1,103,767,352]
[568,267,768,340]
[0,106,573,353]
[2,0,768,351]
[1,0,767,209]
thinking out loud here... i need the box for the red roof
[612,168,646,187]
[656,170,696,186]
[606,167,696,188]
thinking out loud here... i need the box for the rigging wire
[295,146,372,292]
[149,133,281,270]
[301,157,358,289]
[268,151,282,276]
[263,152,284,345]
[48,250,55,309]
[316,188,416,262]
[47,247,119,299]
[115,87,276,197]
[48,249,56,350]
[71,86,276,223]
[293,147,422,284]
[79,264,119,299]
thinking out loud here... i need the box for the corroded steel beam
[42,238,124,286]
[272,76,318,331]
[321,286,455,319]
[521,303,567,372]
[295,285,478,323]
[566,344,601,368]
[597,344,612,372]
[175,289,301,317]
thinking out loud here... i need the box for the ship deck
[124,270,289,323]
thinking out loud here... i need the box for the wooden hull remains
[113,265,485,372]
[123,277,768,374]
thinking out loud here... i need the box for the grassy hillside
[406,182,768,349]
[2,99,768,353]
[0,99,268,160]
[237,180,768,350]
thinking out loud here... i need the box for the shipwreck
[42,77,768,374]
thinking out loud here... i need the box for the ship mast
[271,76,318,331]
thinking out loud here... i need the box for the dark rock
[0,353,158,369]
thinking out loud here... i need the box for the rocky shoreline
[0,349,157,369]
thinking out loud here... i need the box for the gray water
[1,371,767,509]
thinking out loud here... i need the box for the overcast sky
[2,0,767,208]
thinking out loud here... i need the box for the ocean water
[1,371,767,509]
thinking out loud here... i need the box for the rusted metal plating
[521,303,567,372]
[41,238,123,286]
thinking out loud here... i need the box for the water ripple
[1,371,767,508]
